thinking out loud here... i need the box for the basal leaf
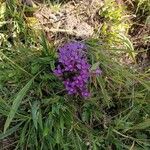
[4,77,34,132]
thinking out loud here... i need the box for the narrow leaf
[131,119,150,130]
[31,101,39,129]
[0,122,22,140]
[90,62,100,71]
[97,77,111,107]
[4,78,34,132]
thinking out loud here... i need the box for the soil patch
[32,0,103,43]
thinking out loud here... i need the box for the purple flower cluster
[54,41,101,98]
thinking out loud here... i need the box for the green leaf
[31,63,41,74]
[131,119,150,130]
[0,122,22,140]
[0,2,6,20]
[40,32,50,56]
[60,116,64,135]
[119,34,136,61]
[97,77,111,107]
[19,121,29,147]
[38,109,43,130]
[146,15,150,25]
[90,62,100,71]
[0,2,6,27]
[4,77,34,132]
[0,21,7,27]
[31,101,39,129]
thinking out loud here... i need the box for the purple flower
[91,68,102,76]
[96,69,102,75]
[54,65,63,76]
[81,90,90,98]
[53,41,101,98]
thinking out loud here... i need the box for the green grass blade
[0,122,22,140]
[31,101,39,130]
[19,121,29,148]
[0,52,33,77]
[97,77,111,107]
[40,32,50,56]
[119,34,136,61]
[131,119,150,130]
[3,77,34,133]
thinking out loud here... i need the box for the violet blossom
[54,41,101,98]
